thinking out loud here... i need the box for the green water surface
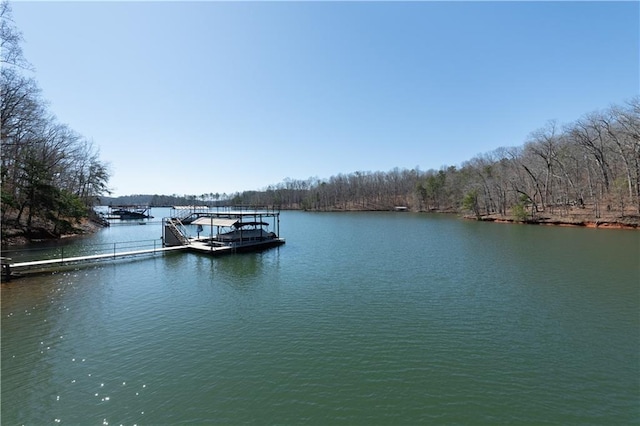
[2,211,638,424]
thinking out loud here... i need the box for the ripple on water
[2,212,639,424]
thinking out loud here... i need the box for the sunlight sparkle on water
[2,212,637,425]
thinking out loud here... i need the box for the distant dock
[104,205,153,220]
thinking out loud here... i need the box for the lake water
[2,210,639,424]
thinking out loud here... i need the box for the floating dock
[2,208,285,280]
[162,208,284,251]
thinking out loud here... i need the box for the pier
[2,208,284,280]
[2,242,243,280]
[2,243,187,280]
[10,245,187,268]
[162,208,284,252]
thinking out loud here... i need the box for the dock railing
[2,239,165,265]
[1,239,188,279]
[163,218,191,246]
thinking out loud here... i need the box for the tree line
[1,1,110,238]
[101,193,225,207]
[65,94,640,223]
[2,0,637,239]
[232,98,639,223]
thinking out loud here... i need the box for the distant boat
[108,206,153,220]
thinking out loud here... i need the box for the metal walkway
[9,245,187,268]
[2,245,188,279]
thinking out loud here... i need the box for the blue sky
[12,1,639,197]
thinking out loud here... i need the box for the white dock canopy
[191,217,239,227]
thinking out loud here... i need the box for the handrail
[2,239,165,263]
[164,218,191,246]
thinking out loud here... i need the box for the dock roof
[191,217,239,227]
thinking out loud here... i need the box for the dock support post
[1,258,11,281]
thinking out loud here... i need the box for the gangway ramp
[4,245,187,279]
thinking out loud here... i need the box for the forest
[1,1,110,241]
[110,96,639,229]
[228,98,639,227]
[2,0,638,246]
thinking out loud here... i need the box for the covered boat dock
[162,208,285,254]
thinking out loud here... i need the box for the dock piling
[1,257,12,281]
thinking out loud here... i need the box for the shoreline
[1,218,106,247]
[468,214,639,230]
[2,208,638,247]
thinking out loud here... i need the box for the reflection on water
[1,212,638,424]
